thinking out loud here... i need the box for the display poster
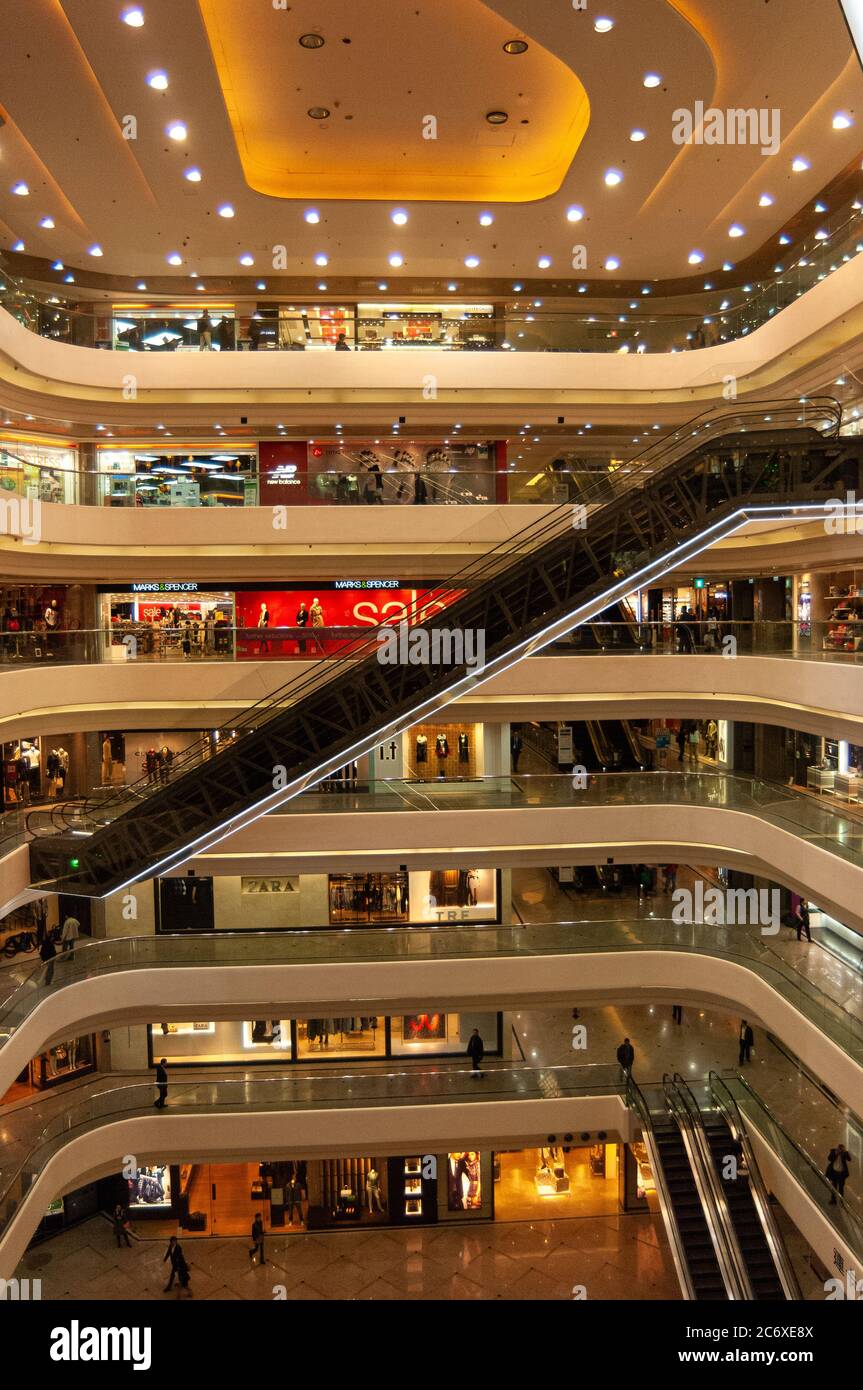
[128,1164,172,1208]
[447,1151,482,1210]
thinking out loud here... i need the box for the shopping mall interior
[3,0,863,1352]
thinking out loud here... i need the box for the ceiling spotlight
[391,209,408,225]
[39,216,54,229]
[605,256,620,270]
[502,38,528,54]
[566,206,584,223]
[778,234,791,245]
[256,282,266,290]
[136,281,147,290]
[121,6,145,26]
[240,254,255,266]
[64,273,75,282]
[791,156,810,172]
[12,240,24,252]
[833,112,853,130]
[464,255,480,268]
[388,253,404,267]
[537,255,551,268]
[604,168,623,186]
[304,209,320,224]
[88,244,104,257]
[630,128,646,141]
[485,110,508,124]
[594,16,615,31]
[11,182,29,197]
[378,282,388,290]
[52,261,64,271]
[479,212,494,226]
[308,107,331,120]
[314,253,328,266]
[218,204,235,219]
[317,282,327,290]
[167,121,187,141]
[167,253,182,265]
[643,73,662,88]
[147,70,168,90]
[299,32,325,48]
[688,251,704,264]
[184,166,202,182]
[815,229,829,240]
[814,201,828,213]
[512,281,523,291]
[447,282,457,291]
[728,224,745,237]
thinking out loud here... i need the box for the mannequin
[296,601,309,656]
[309,597,325,627]
[458,732,469,763]
[365,1167,385,1213]
[101,736,113,786]
[257,601,270,655]
[435,734,449,759]
[415,733,428,764]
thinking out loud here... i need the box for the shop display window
[30,1034,95,1090]
[0,443,78,504]
[308,439,494,505]
[101,587,235,660]
[97,449,256,508]
[127,1164,172,1209]
[408,868,499,925]
[111,308,237,354]
[295,1016,384,1061]
[328,872,408,925]
[409,720,481,781]
[151,1020,291,1065]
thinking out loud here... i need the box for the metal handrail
[626,1076,698,1301]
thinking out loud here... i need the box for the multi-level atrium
[3,0,863,1363]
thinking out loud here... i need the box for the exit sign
[693,577,707,589]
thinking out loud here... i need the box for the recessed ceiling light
[314,253,328,266]
[167,121,187,141]
[815,229,829,240]
[317,282,327,290]
[12,240,24,252]
[218,203,235,218]
[722,262,734,271]
[307,107,330,120]
[257,282,266,290]
[643,73,662,88]
[447,282,457,291]
[64,273,75,282]
[630,128,646,142]
[299,32,325,48]
[88,244,103,257]
[391,209,408,225]
[791,156,810,172]
[184,167,202,183]
[688,251,703,265]
[388,253,403,267]
[604,168,623,186]
[378,282,388,290]
[11,182,29,197]
[502,38,528,54]
[778,234,791,246]
[464,256,480,268]
[605,256,620,270]
[758,193,773,207]
[39,216,54,229]
[485,110,508,125]
[121,6,145,26]
[728,224,745,238]
[240,254,255,266]
[512,282,523,291]
[479,212,494,226]
[136,281,147,290]
[52,261,64,270]
[594,16,615,31]
[537,256,551,269]
[147,70,168,90]
[304,209,320,224]
[167,253,182,265]
[814,201,828,213]
[833,112,853,130]
[566,206,584,224]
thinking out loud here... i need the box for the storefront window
[0,442,78,504]
[308,439,494,505]
[112,307,237,353]
[127,1164,172,1210]
[100,586,235,660]
[31,1034,95,1090]
[97,450,257,507]
[329,872,408,924]
[153,1021,291,1065]
[356,303,494,351]
[295,1016,384,1061]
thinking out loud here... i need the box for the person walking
[163,1235,190,1292]
[153,1057,168,1109]
[249,1212,265,1265]
[616,1036,635,1076]
[39,929,57,986]
[663,864,678,894]
[826,1143,851,1205]
[112,1203,132,1248]
[794,900,812,942]
[738,1019,754,1066]
[676,726,688,766]
[671,1004,683,1025]
[466,1027,485,1077]
[197,309,213,351]
[60,913,80,954]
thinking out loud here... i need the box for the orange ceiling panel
[197,0,589,202]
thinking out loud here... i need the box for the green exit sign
[693,577,707,589]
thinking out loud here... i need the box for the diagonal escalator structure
[28,397,855,897]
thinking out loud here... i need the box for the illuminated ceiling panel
[197,0,590,201]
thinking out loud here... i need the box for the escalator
[28,397,852,896]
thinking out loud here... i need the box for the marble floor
[17,1207,680,1302]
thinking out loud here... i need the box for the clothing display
[415,734,428,763]
[328,872,409,925]
[429,868,476,907]
[458,732,470,763]
[435,734,449,759]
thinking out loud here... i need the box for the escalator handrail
[662,1074,744,1298]
[41,395,841,837]
[707,1071,802,1300]
[626,1076,699,1300]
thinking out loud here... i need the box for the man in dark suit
[153,1057,168,1108]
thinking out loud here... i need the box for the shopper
[686,725,700,766]
[616,1037,635,1076]
[249,1212,265,1265]
[663,864,678,894]
[60,913,80,954]
[655,727,671,767]
[197,310,214,351]
[671,1004,683,1025]
[39,929,57,986]
[826,1143,851,1205]
[466,1027,485,1076]
[793,900,812,942]
[163,1235,190,1292]
[335,332,351,351]
[510,728,523,773]
[738,1019,754,1066]
[153,1057,169,1109]
[216,317,234,353]
[113,1203,132,1248]
[676,726,688,765]
[676,609,695,653]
